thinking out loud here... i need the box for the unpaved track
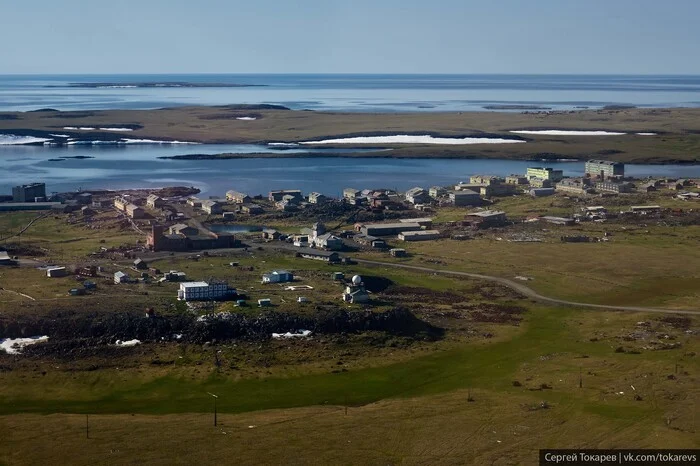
[355,259,700,316]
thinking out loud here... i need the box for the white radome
[352,275,362,285]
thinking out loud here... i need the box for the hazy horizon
[4,0,700,75]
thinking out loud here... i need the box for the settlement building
[114,271,129,284]
[429,186,447,198]
[506,175,529,185]
[449,190,481,206]
[12,183,46,202]
[555,179,593,196]
[262,270,294,284]
[269,190,303,202]
[242,204,263,214]
[464,210,508,229]
[585,160,624,179]
[360,222,422,236]
[147,225,236,252]
[526,167,564,182]
[398,230,441,241]
[146,195,165,209]
[530,188,555,197]
[177,281,234,301]
[225,190,251,204]
[295,248,341,263]
[595,181,634,194]
[201,200,223,215]
[308,192,328,204]
[114,196,129,211]
[125,204,145,219]
[404,187,431,205]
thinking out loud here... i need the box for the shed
[114,271,129,284]
[69,288,86,296]
[133,258,148,270]
[258,298,272,307]
[332,272,345,281]
[83,281,97,290]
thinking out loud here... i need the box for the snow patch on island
[0,336,49,354]
[99,127,135,132]
[272,330,312,339]
[236,117,257,121]
[0,135,53,145]
[636,132,657,136]
[301,135,525,145]
[510,130,626,136]
[114,339,141,347]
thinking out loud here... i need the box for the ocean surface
[2,74,700,195]
[2,143,699,197]
[2,74,700,112]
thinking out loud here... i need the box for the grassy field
[2,106,700,163]
[1,204,699,464]
[0,306,698,465]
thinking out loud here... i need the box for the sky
[2,0,700,74]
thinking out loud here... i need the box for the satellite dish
[352,275,362,285]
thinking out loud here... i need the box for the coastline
[1,105,700,164]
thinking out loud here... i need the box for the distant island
[482,104,552,110]
[50,82,268,89]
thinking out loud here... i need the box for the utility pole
[207,392,218,426]
[579,367,583,389]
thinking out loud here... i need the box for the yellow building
[526,167,564,182]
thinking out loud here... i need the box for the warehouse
[398,230,441,241]
[360,222,421,236]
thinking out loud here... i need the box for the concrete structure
[262,228,282,241]
[595,181,634,193]
[262,270,294,284]
[226,190,251,204]
[429,186,447,198]
[506,175,529,185]
[405,187,431,205]
[313,233,344,250]
[480,184,518,197]
[269,190,302,202]
[177,281,234,301]
[308,192,328,204]
[114,197,129,211]
[343,188,360,200]
[146,195,165,209]
[125,204,145,219]
[360,222,422,237]
[114,271,129,283]
[585,160,624,179]
[470,175,503,185]
[398,230,441,241]
[529,178,553,188]
[449,190,481,206]
[46,266,67,278]
[530,188,555,197]
[242,204,263,214]
[12,183,46,202]
[556,179,593,195]
[201,200,223,215]
[526,167,564,182]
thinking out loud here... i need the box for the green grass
[1,306,696,417]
